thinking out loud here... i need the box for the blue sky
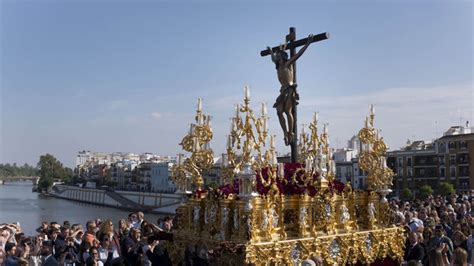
[1,0,472,167]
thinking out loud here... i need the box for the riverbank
[48,185,179,215]
[0,182,165,235]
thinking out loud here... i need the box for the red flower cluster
[217,178,239,198]
[256,163,322,196]
[329,179,345,194]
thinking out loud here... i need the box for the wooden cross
[261,27,329,163]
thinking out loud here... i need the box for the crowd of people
[395,192,473,266]
[1,192,474,266]
[0,212,174,266]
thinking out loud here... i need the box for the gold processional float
[168,88,405,265]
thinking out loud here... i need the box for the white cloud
[151,112,163,120]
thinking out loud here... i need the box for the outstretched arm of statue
[287,34,314,66]
[268,46,277,63]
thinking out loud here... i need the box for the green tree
[438,182,455,196]
[402,187,413,200]
[419,185,433,199]
[37,154,67,190]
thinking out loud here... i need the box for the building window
[458,154,469,164]
[439,156,445,165]
[450,155,456,164]
[460,141,467,149]
[408,168,413,177]
[397,168,403,177]
[440,168,445,177]
[398,157,403,167]
[448,141,457,150]
[459,166,470,177]
[419,168,425,176]
[407,158,412,166]
[438,142,447,153]
[450,167,456,177]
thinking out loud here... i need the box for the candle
[197,114,203,125]
[272,151,278,166]
[244,86,250,99]
[270,135,275,149]
[263,118,268,132]
[190,124,195,135]
[235,104,240,117]
[370,104,375,115]
[206,115,212,126]
[305,158,311,172]
[302,125,306,135]
[278,163,284,177]
[177,154,182,166]
[193,137,199,151]
[227,135,232,149]
[365,116,369,128]
[313,112,318,123]
[261,102,267,117]
[323,124,328,134]
[197,98,202,112]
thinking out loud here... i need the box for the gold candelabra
[172,98,214,193]
[297,112,336,183]
[221,86,276,192]
[357,104,394,191]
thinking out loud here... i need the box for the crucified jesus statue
[267,34,313,146]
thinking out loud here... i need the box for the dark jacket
[404,242,425,262]
[43,255,59,266]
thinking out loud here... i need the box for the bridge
[0,176,40,185]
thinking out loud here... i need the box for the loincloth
[273,85,299,108]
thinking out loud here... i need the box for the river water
[0,182,163,235]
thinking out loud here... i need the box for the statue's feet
[287,132,295,145]
[284,135,290,146]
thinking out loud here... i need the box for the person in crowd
[122,227,141,265]
[116,219,129,243]
[159,217,173,233]
[41,244,59,266]
[404,231,425,262]
[451,247,468,266]
[86,246,103,266]
[98,233,120,264]
[83,220,98,247]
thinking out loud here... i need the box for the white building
[76,150,92,168]
[150,162,176,192]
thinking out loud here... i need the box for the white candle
[313,112,318,123]
[278,163,285,177]
[193,137,199,151]
[177,154,182,166]
[244,86,250,99]
[272,151,278,166]
[235,104,240,117]
[190,124,195,135]
[261,102,267,117]
[270,135,275,149]
[227,135,232,149]
[197,114,203,125]
[232,118,237,131]
[365,116,369,128]
[206,115,212,126]
[305,158,311,172]
[263,118,268,132]
[302,125,306,135]
[197,98,202,112]
[370,104,375,115]
[323,124,328,134]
